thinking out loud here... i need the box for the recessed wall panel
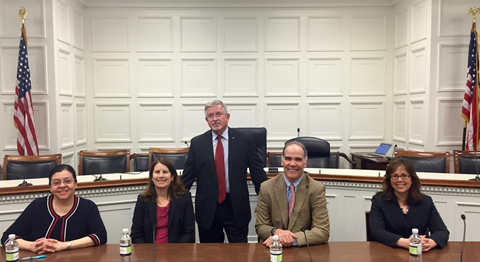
[351,17,386,50]
[73,11,84,50]
[437,98,464,146]
[94,103,131,143]
[307,17,342,51]
[181,59,216,97]
[182,104,210,141]
[223,18,258,52]
[92,17,129,52]
[409,100,425,145]
[266,103,299,141]
[1,0,46,38]
[137,58,174,97]
[224,59,258,97]
[74,55,85,97]
[76,102,87,145]
[137,17,173,52]
[351,57,386,96]
[411,0,427,43]
[138,104,174,142]
[395,10,408,48]
[394,53,407,94]
[410,47,426,93]
[439,0,473,36]
[93,58,130,97]
[438,44,467,92]
[58,49,72,95]
[265,59,299,97]
[56,1,70,45]
[60,102,74,149]
[265,17,300,51]
[307,58,342,96]
[227,104,258,127]
[349,101,385,140]
[393,100,407,142]
[308,102,342,140]
[180,18,216,52]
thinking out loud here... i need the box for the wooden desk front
[351,153,390,170]
[1,242,476,262]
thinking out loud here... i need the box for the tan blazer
[255,174,329,246]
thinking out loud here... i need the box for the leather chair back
[267,152,282,167]
[131,153,149,172]
[79,150,130,175]
[454,150,480,174]
[286,137,330,168]
[3,154,62,180]
[149,148,189,169]
[394,150,450,173]
[236,127,267,167]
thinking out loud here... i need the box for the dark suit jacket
[182,127,268,229]
[369,193,449,248]
[131,192,195,243]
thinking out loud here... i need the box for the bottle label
[120,245,132,256]
[270,252,282,262]
[6,251,19,262]
[409,244,422,256]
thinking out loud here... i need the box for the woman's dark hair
[381,158,423,203]
[140,157,187,202]
[48,164,77,186]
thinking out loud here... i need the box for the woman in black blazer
[131,157,194,243]
[369,158,449,251]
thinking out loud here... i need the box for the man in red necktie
[182,100,267,243]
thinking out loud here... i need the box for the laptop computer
[364,143,393,158]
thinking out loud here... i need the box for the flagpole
[19,7,27,46]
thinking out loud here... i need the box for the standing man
[182,100,268,243]
[256,141,329,247]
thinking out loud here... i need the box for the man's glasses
[206,113,225,120]
[391,174,411,180]
[51,178,75,187]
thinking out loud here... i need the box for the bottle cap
[273,235,279,241]
[123,228,129,234]
[412,228,418,234]
[8,234,15,240]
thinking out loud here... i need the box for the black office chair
[236,127,267,167]
[267,152,282,167]
[453,150,480,174]
[365,211,375,241]
[394,151,450,173]
[131,153,149,172]
[79,150,130,175]
[3,154,62,180]
[149,148,189,169]
[285,137,330,168]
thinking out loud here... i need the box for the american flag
[13,28,39,156]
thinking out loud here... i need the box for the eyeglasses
[206,113,225,120]
[51,178,75,187]
[391,174,411,180]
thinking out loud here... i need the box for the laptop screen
[374,143,392,155]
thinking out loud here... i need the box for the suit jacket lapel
[274,176,289,229]
[288,175,308,230]
[202,131,217,183]
[168,195,177,229]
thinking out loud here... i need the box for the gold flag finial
[18,7,27,25]
[468,6,480,23]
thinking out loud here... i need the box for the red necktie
[215,135,226,203]
[288,184,295,217]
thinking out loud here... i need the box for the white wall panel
[307,102,342,140]
[74,55,85,97]
[438,44,467,92]
[94,103,132,143]
[0,46,19,94]
[439,0,474,37]
[181,59,216,97]
[58,49,73,96]
[92,17,129,52]
[223,58,258,97]
[137,17,173,52]
[0,0,46,38]
[181,103,210,141]
[62,152,74,166]
[410,0,427,43]
[137,58,174,97]
[349,101,385,140]
[223,18,258,52]
[2,101,18,151]
[227,103,259,128]
[394,53,407,94]
[93,58,130,97]
[409,100,425,145]
[265,58,300,97]
[137,103,174,142]
[265,17,300,52]
[393,100,407,142]
[409,47,426,93]
[456,202,480,241]
[76,102,87,145]
[180,17,216,52]
[437,98,463,146]
[395,10,408,48]
[350,57,386,96]
[57,1,71,45]
[307,17,342,52]
[60,102,74,149]
[351,17,386,51]
[73,10,84,50]
[266,103,299,141]
[307,57,343,96]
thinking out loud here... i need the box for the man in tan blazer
[256,141,329,247]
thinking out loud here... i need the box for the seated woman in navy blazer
[1,164,107,254]
[369,158,449,251]
[131,157,194,243]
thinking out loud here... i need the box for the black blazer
[369,193,449,248]
[181,128,267,229]
[131,192,194,243]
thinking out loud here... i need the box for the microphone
[301,228,313,262]
[153,224,156,262]
[461,214,466,262]
[297,128,300,138]
[0,172,33,187]
[184,141,189,148]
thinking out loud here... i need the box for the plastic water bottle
[409,228,422,262]
[5,234,19,262]
[119,228,132,256]
[270,235,282,262]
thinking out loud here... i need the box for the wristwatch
[270,227,278,236]
[66,242,72,250]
